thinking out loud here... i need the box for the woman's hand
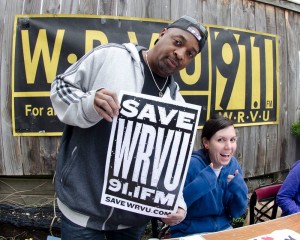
[161,208,186,226]
[227,169,239,183]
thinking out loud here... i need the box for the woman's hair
[201,114,234,147]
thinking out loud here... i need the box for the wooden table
[169,213,300,240]
[201,213,300,240]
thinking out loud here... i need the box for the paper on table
[177,235,206,240]
[248,229,300,240]
[153,234,206,240]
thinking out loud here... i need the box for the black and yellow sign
[12,15,279,136]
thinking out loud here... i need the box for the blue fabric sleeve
[183,156,218,208]
[224,170,248,218]
[276,161,300,215]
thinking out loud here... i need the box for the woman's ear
[202,138,209,149]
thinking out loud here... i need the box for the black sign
[101,92,201,217]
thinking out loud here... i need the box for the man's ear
[158,28,168,39]
[154,28,168,45]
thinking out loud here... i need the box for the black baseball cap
[167,15,208,53]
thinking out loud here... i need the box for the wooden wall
[0,0,299,179]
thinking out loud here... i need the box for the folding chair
[249,183,282,224]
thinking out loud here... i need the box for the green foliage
[231,216,246,228]
[231,210,248,228]
[291,119,300,137]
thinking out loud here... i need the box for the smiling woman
[169,114,249,238]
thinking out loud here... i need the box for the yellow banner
[12,15,279,136]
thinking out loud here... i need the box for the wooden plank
[41,0,61,14]
[275,7,289,170]
[0,0,25,175]
[170,0,185,20]
[229,0,250,172]
[61,0,101,15]
[292,13,300,163]
[239,0,258,174]
[256,126,267,175]
[18,136,59,175]
[296,13,300,163]
[22,0,42,14]
[99,0,118,15]
[203,0,218,24]
[242,127,259,177]
[39,137,60,174]
[115,0,129,17]
[194,0,205,23]
[235,129,245,172]
[254,2,270,175]
[115,0,147,18]
[116,0,171,22]
[285,10,299,166]
[252,1,267,176]
[60,0,80,14]
[169,0,199,21]
[0,0,7,176]
[264,5,280,173]
[230,0,256,31]
[217,0,231,26]
[18,1,60,175]
[117,0,171,20]
[79,0,100,15]
[254,0,300,13]
[231,0,246,28]
[229,0,259,177]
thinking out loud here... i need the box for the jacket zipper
[102,207,114,230]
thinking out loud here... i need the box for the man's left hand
[161,208,186,226]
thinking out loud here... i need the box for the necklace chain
[145,51,168,97]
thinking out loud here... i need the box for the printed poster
[101,91,201,218]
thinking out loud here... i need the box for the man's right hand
[94,89,120,122]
